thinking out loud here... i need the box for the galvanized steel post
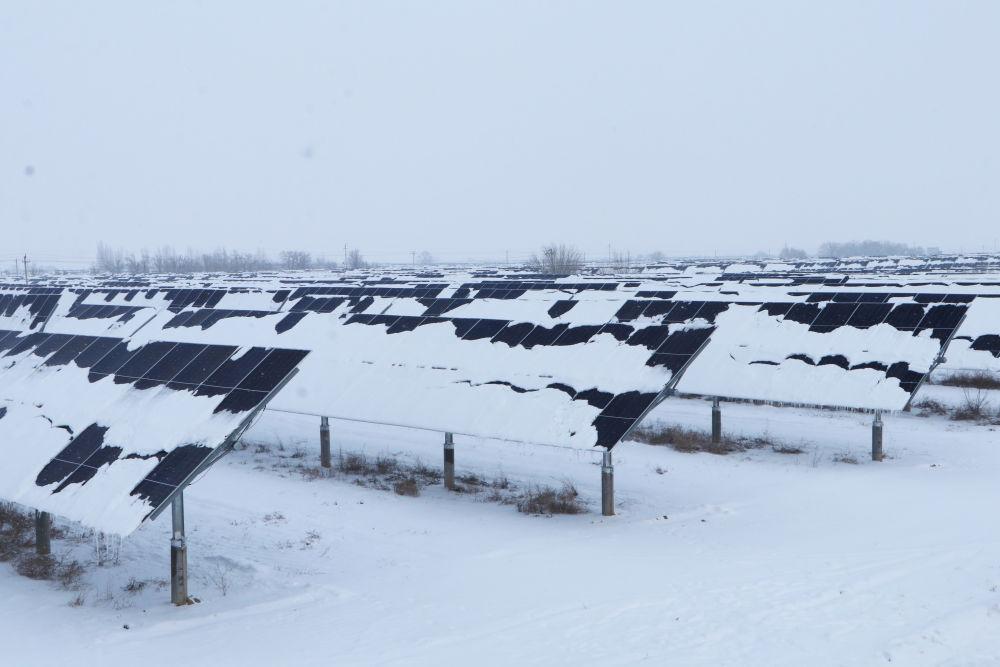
[34,511,50,556]
[872,411,884,462]
[171,492,188,605]
[601,450,614,516]
[320,416,331,469]
[711,397,722,445]
[444,432,455,490]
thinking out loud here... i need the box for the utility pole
[411,251,416,266]
[23,254,29,283]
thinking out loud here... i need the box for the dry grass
[254,443,563,513]
[0,502,34,561]
[337,452,372,475]
[938,371,1000,391]
[913,398,949,416]
[516,482,584,515]
[15,554,57,580]
[952,390,992,421]
[832,453,859,465]
[629,425,781,456]
[0,504,86,588]
[124,577,147,594]
[56,558,85,589]
[392,478,420,497]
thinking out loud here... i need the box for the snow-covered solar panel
[0,286,61,331]
[0,328,308,535]
[125,294,722,450]
[937,297,1000,373]
[676,298,968,410]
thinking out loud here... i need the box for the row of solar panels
[0,274,982,538]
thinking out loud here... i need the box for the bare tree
[95,243,126,273]
[96,242,277,274]
[646,251,666,263]
[345,248,367,269]
[778,245,808,260]
[609,248,632,270]
[527,244,584,274]
[280,250,312,270]
[817,240,925,258]
[417,251,434,265]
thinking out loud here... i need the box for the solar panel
[0,328,308,535]
[0,286,61,330]
[675,299,967,410]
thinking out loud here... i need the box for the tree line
[94,244,368,273]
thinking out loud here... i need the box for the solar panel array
[0,261,994,537]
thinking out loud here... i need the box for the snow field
[3,397,1000,665]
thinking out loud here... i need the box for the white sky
[1,1,998,266]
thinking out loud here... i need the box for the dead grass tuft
[392,478,420,497]
[124,577,147,594]
[15,554,56,580]
[629,425,780,455]
[337,452,372,475]
[516,482,584,515]
[913,398,948,416]
[952,390,992,422]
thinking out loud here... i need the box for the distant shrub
[938,371,1000,391]
[527,244,584,274]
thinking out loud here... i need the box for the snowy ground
[4,396,1000,666]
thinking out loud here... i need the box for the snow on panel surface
[0,286,60,331]
[131,295,726,450]
[676,300,965,410]
[939,298,1000,372]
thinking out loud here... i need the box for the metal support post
[711,397,722,445]
[602,450,614,517]
[320,416,331,469]
[35,511,50,556]
[171,492,189,605]
[444,432,455,490]
[872,411,884,462]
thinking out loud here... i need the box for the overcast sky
[2,1,998,266]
